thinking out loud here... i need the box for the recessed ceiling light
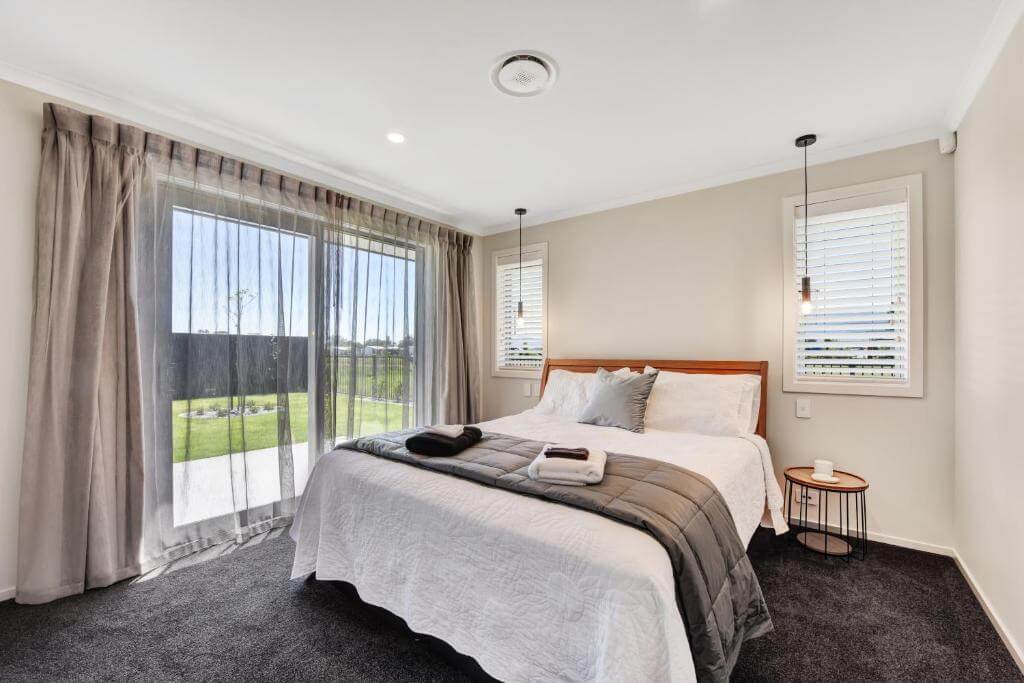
[386,131,405,144]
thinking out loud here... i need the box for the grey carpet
[735,530,1021,681]
[0,528,1019,682]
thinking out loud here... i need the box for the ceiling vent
[491,51,558,97]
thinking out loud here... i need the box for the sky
[171,208,415,344]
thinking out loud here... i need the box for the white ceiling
[0,1,1015,234]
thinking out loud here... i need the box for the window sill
[783,378,923,398]
[493,367,543,380]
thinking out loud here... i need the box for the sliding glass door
[135,148,475,572]
[151,194,418,546]
[129,137,470,576]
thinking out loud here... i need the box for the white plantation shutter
[495,246,546,373]
[794,188,909,383]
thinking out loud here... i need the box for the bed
[290,359,786,682]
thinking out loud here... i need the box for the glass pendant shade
[800,275,814,314]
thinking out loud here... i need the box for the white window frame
[492,242,548,379]
[781,174,924,397]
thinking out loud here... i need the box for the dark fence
[169,333,308,400]
[331,353,413,404]
[169,333,413,402]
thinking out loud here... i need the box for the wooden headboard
[540,358,769,439]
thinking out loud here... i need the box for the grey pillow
[578,368,659,433]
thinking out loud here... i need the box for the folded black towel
[406,426,483,457]
[545,447,590,461]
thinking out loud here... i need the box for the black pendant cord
[516,214,524,307]
[795,133,816,308]
[794,134,819,309]
[514,208,527,322]
[803,144,809,279]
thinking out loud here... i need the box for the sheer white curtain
[134,142,479,568]
[315,202,479,454]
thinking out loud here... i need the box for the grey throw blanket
[342,430,772,682]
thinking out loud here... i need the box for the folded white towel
[527,474,588,487]
[528,444,607,486]
[425,424,465,438]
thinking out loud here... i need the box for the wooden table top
[784,466,868,492]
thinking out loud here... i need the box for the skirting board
[0,586,14,602]
[781,519,955,557]
[858,528,955,557]
[955,552,1024,672]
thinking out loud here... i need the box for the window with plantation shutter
[782,175,923,397]
[493,243,547,377]
[798,199,908,379]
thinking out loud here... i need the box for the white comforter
[290,412,786,682]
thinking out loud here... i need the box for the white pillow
[643,369,761,436]
[742,379,762,434]
[533,367,634,418]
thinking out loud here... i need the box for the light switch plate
[795,398,811,419]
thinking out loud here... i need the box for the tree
[227,287,257,332]
[224,287,257,411]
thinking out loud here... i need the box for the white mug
[813,459,834,478]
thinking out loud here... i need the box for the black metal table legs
[784,480,867,560]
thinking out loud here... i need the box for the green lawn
[172,392,412,462]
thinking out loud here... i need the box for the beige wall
[0,80,45,598]
[954,16,1024,664]
[482,141,957,551]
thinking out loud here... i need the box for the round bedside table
[784,466,869,560]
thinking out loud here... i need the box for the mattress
[290,412,784,682]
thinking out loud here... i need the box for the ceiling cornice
[7,0,1016,242]
[473,125,946,236]
[944,0,1024,129]
[0,60,471,232]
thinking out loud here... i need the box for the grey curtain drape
[19,103,480,601]
[17,104,146,604]
[414,222,479,427]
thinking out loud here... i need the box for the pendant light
[515,208,527,324]
[795,134,817,315]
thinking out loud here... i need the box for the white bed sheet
[290,412,783,682]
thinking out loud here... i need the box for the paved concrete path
[173,443,311,526]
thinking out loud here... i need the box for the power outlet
[792,487,820,507]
